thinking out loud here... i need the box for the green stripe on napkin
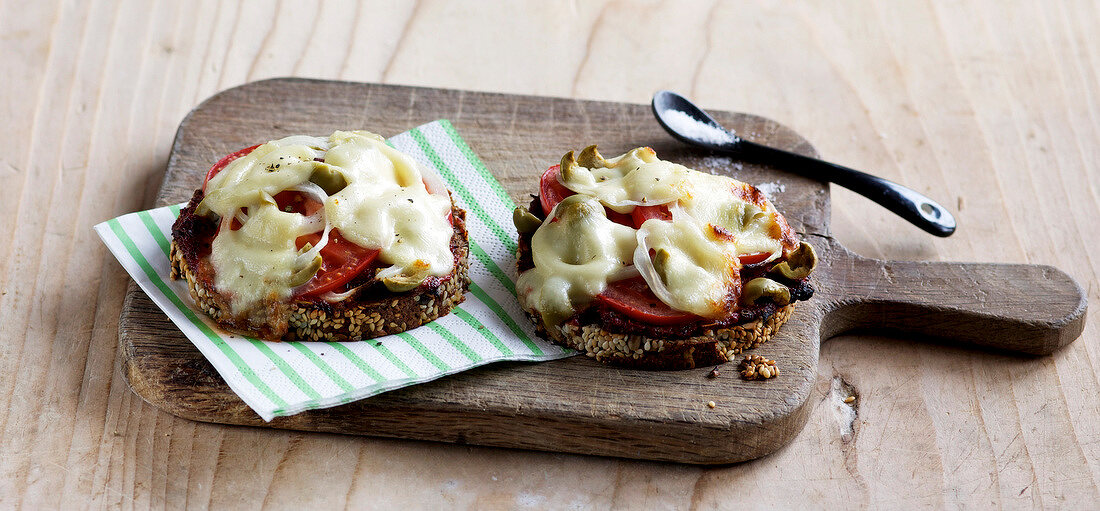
[96,120,573,421]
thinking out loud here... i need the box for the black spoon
[652,90,956,237]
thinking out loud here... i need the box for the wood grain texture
[1,0,1098,507]
[118,78,1084,465]
[125,79,830,465]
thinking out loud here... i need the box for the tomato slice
[737,252,772,265]
[280,192,378,297]
[595,276,699,325]
[273,190,324,216]
[605,209,633,226]
[293,230,380,298]
[202,144,260,192]
[631,205,672,227]
[539,164,574,214]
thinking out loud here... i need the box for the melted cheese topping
[634,216,740,317]
[323,134,454,274]
[516,196,637,329]
[677,173,786,259]
[204,131,453,314]
[519,148,796,326]
[557,147,688,213]
[210,204,309,312]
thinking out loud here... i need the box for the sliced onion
[419,162,450,197]
[374,264,402,281]
[299,212,326,233]
[607,264,640,282]
[633,225,680,312]
[234,208,249,225]
[296,223,331,268]
[290,181,333,267]
[320,284,365,303]
[291,181,329,203]
[219,212,234,233]
[668,203,690,222]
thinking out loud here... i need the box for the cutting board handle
[816,242,1087,354]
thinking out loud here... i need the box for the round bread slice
[170,193,470,342]
[515,224,805,370]
[525,303,795,370]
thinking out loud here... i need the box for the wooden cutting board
[118,79,1087,464]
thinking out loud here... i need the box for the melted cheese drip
[635,217,740,318]
[205,131,453,315]
[516,196,637,331]
[558,148,687,213]
[323,133,454,274]
[210,204,309,312]
[678,174,786,258]
[520,148,793,326]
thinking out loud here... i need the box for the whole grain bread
[516,225,807,370]
[170,192,470,342]
[526,304,795,370]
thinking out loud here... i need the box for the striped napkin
[96,120,573,421]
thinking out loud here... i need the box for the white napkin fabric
[96,120,573,421]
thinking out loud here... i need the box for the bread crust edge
[169,208,471,342]
[526,304,795,370]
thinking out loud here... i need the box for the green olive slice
[559,150,581,183]
[382,265,431,293]
[308,162,348,195]
[773,241,818,280]
[513,207,543,233]
[742,277,791,306]
[576,145,608,168]
[287,255,323,287]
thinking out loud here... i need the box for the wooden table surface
[2,1,1097,508]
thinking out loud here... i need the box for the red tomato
[277,194,379,298]
[273,190,324,217]
[737,252,772,265]
[630,205,672,227]
[605,209,634,226]
[595,277,698,325]
[539,164,574,214]
[293,230,380,298]
[202,145,260,192]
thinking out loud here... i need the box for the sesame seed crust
[169,204,470,342]
[525,304,794,370]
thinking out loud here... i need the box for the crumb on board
[740,355,778,380]
[706,401,716,408]
[843,395,856,404]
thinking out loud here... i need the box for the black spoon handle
[732,140,956,237]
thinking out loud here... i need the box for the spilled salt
[755,181,786,199]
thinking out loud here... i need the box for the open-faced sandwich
[170,131,469,342]
[513,146,817,369]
